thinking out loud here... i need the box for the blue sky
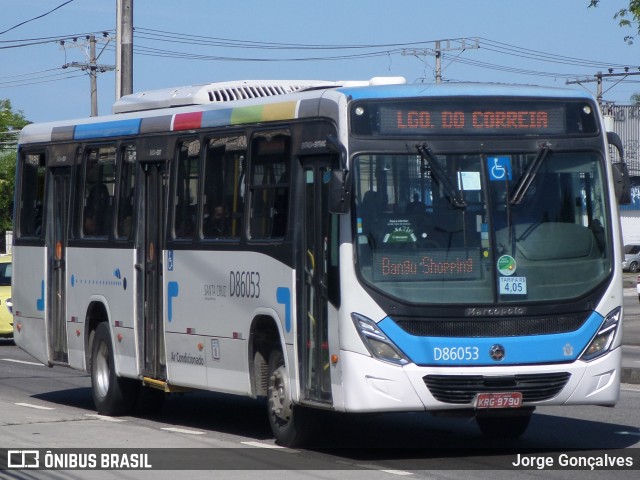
[1,0,639,123]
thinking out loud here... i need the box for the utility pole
[116,0,134,98]
[435,41,442,84]
[89,36,98,116]
[566,69,640,106]
[402,38,480,83]
[62,35,115,116]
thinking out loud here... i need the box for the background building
[608,105,640,245]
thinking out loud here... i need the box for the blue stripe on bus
[201,109,234,128]
[378,312,604,366]
[74,119,142,140]
[276,287,292,333]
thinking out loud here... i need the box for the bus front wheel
[267,349,314,447]
[90,322,138,416]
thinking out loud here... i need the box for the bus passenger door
[47,167,71,364]
[299,158,334,405]
[138,162,167,380]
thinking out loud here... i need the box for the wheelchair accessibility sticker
[488,156,512,181]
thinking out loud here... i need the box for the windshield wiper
[509,142,552,205]
[416,143,466,208]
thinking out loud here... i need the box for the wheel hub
[269,365,293,423]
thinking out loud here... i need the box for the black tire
[630,262,639,273]
[266,349,315,447]
[476,410,532,439]
[90,322,138,416]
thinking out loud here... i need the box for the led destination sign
[372,250,482,282]
[394,109,550,130]
[380,105,564,135]
[350,100,598,136]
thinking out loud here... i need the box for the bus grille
[395,313,588,338]
[423,372,571,405]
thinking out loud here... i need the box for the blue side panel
[201,109,233,128]
[74,119,142,140]
[378,312,604,366]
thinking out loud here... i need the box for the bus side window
[18,152,46,239]
[173,138,200,240]
[202,135,247,240]
[249,131,291,240]
[82,146,116,238]
[116,144,136,239]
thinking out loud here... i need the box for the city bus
[12,78,630,446]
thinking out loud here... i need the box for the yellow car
[0,254,12,338]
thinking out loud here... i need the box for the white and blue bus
[12,78,630,446]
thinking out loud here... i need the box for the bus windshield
[353,150,611,304]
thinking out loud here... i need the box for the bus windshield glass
[353,150,611,304]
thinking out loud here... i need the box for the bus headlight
[351,313,409,366]
[5,297,12,315]
[580,307,621,361]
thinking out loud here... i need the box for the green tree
[589,0,640,44]
[0,99,29,133]
[0,151,16,240]
[0,99,29,252]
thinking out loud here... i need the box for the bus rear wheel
[267,349,315,447]
[90,322,138,416]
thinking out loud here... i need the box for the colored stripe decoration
[378,311,605,366]
[74,119,142,140]
[173,112,203,131]
[24,101,300,143]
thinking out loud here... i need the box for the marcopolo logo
[465,306,526,317]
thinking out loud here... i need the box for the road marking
[15,402,54,410]
[356,464,413,476]
[1,358,44,367]
[161,427,205,435]
[241,441,296,451]
[84,414,127,422]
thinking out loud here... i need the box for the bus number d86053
[433,346,479,361]
[229,271,261,298]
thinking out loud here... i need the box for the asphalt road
[1,341,640,479]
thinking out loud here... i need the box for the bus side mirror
[326,135,351,214]
[612,162,631,205]
[329,169,351,214]
[608,132,631,205]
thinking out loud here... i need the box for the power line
[1,23,639,101]
[0,67,63,80]
[478,38,633,70]
[0,0,76,36]
[566,70,640,104]
[0,72,85,89]
[133,26,450,50]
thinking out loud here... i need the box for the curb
[621,367,640,385]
